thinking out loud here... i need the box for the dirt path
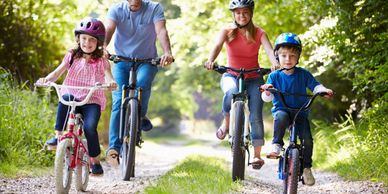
[0,133,386,194]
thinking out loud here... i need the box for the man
[104,0,174,165]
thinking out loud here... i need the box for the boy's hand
[324,89,334,98]
[260,84,273,95]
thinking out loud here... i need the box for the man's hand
[160,54,174,67]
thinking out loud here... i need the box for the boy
[261,33,333,186]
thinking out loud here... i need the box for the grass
[144,155,242,194]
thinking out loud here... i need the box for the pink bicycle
[35,82,110,193]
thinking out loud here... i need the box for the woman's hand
[204,61,215,70]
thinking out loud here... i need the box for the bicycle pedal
[266,154,281,159]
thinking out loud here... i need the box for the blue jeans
[108,61,158,151]
[55,94,102,158]
[272,110,313,168]
[220,73,265,146]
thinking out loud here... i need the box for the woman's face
[79,34,98,54]
[233,7,252,26]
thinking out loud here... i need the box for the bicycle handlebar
[34,82,110,107]
[108,54,174,65]
[264,87,328,111]
[212,65,271,76]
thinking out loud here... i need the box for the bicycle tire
[55,138,73,194]
[75,140,89,192]
[232,101,246,181]
[283,148,300,194]
[121,99,139,181]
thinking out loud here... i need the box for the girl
[205,0,279,170]
[37,17,116,175]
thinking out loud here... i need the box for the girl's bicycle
[212,65,270,181]
[108,54,161,181]
[263,87,329,194]
[35,82,110,193]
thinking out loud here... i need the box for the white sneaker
[267,144,281,158]
[303,168,315,186]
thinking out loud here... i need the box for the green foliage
[0,68,55,175]
[144,155,242,194]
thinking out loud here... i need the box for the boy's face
[277,47,299,69]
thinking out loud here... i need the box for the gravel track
[0,134,386,194]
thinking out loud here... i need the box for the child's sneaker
[303,168,315,186]
[45,137,58,150]
[266,144,282,159]
[91,163,104,176]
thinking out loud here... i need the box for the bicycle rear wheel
[75,140,89,192]
[283,148,300,194]
[55,138,73,194]
[121,99,139,181]
[232,101,246,181]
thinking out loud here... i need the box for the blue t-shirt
[266,67,320,115]
[107,0,165,58]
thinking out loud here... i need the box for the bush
[0,68,55,176]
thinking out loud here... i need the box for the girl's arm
[104,62,117,90]
[37,62,67,84]
[205,28,228,70]
[261,32,280,70]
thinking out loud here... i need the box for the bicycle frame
[109,54,160,181]
[213,65,270,181]
[265,87,328,193]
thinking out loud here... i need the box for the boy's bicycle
[108,54,161,181]
[35,82,110,193]
[212,65,270,181]
[263,87,329,194]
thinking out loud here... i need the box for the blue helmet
[274,33,302,53]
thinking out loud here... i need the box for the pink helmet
[74,17,105,42]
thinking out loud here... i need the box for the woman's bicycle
[35,82,110,193]
[108,54,161,181]
[263,87,329,194]
[211,65,270,181]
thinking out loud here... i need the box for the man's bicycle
[35,82,110,193]
[263,87,329,194]
[212,65,270,181]
[108,55,161,181]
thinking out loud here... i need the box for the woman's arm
[205,28,228,70]
[261,32,280,70]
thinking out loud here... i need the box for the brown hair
[227,10,256,43]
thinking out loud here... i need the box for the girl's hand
[36,77,50,85]
[204,61,215,70]
[108,81,118,91]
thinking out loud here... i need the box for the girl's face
[233,8,252,26]
[79,34,98,54]
[277,47,299,69]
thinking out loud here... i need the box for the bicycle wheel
[283,148,300,194]
[55,138,73,194]
[121,99,139,181]
[232,101,246,181]
[75,140,89,192]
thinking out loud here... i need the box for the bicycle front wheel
[55,138,73,194]
[231,101,246,181]
[121,99,139,181]
[283,148,300,194]
[75,140,89,192]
